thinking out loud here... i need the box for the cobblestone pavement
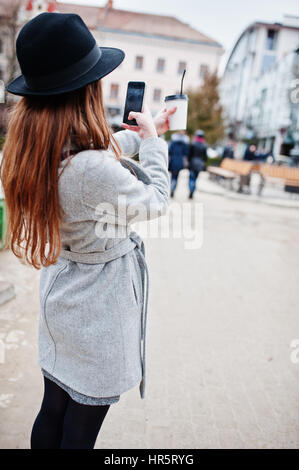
[0,174,299,449]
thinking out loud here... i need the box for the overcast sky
[59,0,299,71]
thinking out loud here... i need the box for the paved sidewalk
[0,184,298,448]
[197,170,299,210]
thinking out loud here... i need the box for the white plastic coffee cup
[164,94,188,130]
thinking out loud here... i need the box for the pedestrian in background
[243,144,256,161]
[187,129,208,199]
[255,147,269,162]
[240,144,257,192]
[168,130,189,197]
[222,141,234,160]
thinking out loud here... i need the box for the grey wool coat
[38,130,169,400]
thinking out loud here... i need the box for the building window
[260,54,276,74]
[178,61,186,74]
[153,88,161,102]
[110,83,119,99]
[156,58,165,73]
[266,29,277,51]
[107,106,121,118]
[135,56,143,70]
[199,64,209,78]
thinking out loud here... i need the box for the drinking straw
[180,69,186,95]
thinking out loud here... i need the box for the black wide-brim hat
[6,12,125,96]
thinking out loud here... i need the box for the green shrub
[206,156,222,167]
[0,135,5,150]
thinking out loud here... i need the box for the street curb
[198,185,299,210]
[178,170,299,210]
[0,281,16,306]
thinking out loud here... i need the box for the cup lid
[164,94,188,102]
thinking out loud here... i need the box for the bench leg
[258,175,265,196]
[238,175,251,194]
[237,176,244,193]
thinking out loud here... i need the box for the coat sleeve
[187,143,193,163]
[168,141,174,156]
[82,135,170,225]
[203,144,208,162]
[184,143,189,157]
[109,129,142,157]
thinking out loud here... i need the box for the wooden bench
[285,179,299,194]
[258,164,299,195]
[207,158,255,191]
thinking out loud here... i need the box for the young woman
[1,12,175,449]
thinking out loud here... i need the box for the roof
[224,20,299,73]
[57,2,222,47]
[57,2,101,29]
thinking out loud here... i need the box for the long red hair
[0,80,122,269]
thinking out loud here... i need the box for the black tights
[31,377,110,449]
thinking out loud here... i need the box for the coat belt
[59,231,149,399]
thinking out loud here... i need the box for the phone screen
[123,81,145,126]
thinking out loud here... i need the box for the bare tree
[0,0,23,131]
[2,0,23,84]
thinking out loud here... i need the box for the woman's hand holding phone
[122,103,157,140]
[121,102,177,140]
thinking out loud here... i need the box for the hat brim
[6,46,125,96]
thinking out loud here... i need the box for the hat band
[24,43,102,92]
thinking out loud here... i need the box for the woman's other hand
[153,106,177,135]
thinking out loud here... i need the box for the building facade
[220,16,299,157]
[57,1,224,125]
[0,0,224,125]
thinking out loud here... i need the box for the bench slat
[260,164,299,182]
[208,158,254,177]
[207,167,236,179]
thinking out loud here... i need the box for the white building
[57,0,224,125]
[0,0,223,126]
[220,16,299,158]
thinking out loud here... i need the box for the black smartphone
[123,81,146,126]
